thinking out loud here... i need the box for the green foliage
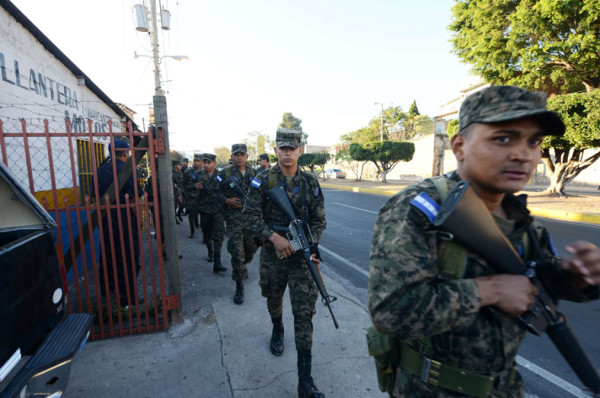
[341,127,380,145]
[449,0,600,93]
[360,141,415,182]
[298,153,315,167]
[170,150,184,161]
[446,119,459,139]
[349,143,372,162]
[269,154,278,164]
[243,131,274,158]
[545,90,600,150]
[214,145,231,167]
[312,152,331,168]
[408,101,420,116]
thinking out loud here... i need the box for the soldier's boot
[297,350,324,398]
[188,222,195,239]
[212,240,227,273]
[206,239,214,262]
[233,280,244,304]
[270,316,284,356]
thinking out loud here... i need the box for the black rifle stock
[225,178,247,203]
[433,180,600,395]
[267,187,339,329]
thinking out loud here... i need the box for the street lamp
[374,102,384,141]
[133,52,188,95]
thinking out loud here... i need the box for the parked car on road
[0,162,92,398]
[325,169,346,179]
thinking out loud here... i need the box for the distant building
[304,145,329,154]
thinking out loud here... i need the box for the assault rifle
[225,177,247,203]
[267,186,339,329]
[433,180,600,395]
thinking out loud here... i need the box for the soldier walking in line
[217,143,258,304]
[198,153,227,273]
[258,153,270,171]
[242,129,327,398]
[180,158,189,215]
[172,160,184,224]
[183,153,203,238]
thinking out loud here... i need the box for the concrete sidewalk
[64,220,383,398]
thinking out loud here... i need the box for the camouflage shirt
[241,164,326,244]
[183,167,203,201]
[368,171,593,397]
[197,170,222,214]
[217,165,255,218]
[172,170,183,197]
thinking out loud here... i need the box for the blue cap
[108,139,131,153]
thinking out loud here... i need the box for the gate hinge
[166,294,180,310]
[154,137,165,154]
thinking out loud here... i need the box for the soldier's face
[275,146,302,168]
[451,118,545,197]
[194,160,202,169]
[203,159,215,173]
[232,152,248,167]
[259,158,269,168]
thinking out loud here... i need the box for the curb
[321,183,600,225]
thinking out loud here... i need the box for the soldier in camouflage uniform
[242,129,327,398]
[172,160,184,224]
[368,86,600,398]
[183,153,203,238]
[198,153,227,273]
[217,143,258,304]
[180,157,190,216]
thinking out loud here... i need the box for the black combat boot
[233,280,244,304]
[188,223,195,238]
[212,240,227,273]
[270,316,284,356]
[297,350,324,398]
[206,239,214,262]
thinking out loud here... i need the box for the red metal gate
[0,117,176,339]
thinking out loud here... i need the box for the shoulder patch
[216,175,223,182]
[314,186,320,197]
[410,192,439,223]
[251,178,262,188]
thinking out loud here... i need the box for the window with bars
[76,139,105,203]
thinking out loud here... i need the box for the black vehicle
[0,162,92,398]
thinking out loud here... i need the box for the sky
[10,0,476,155]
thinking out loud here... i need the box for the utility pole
[375,102,384,141]
[149,0,183,323]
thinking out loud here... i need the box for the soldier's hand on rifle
[310,253,320,265]
[562,241,600,289]
[225,197,242,209]
[269,232,295,259]
[476,274,538,317]
[194,182,204,190]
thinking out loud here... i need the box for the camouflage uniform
[183,154,203,237]
[198,155,225,242]
[217,149,258,282]
[172,160,183,220]
[368,86,595,398]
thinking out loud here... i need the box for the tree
[408,101,420,116]
[543,90,600,195]
[298,153,316,174]
[214,146,231,168]
[446,119,459,139]
[170,150,184,162]
[363,141,415,183]
[449,0,600,93]
[348,143,374,181]
[279,112,308,146]
[312,152,331,179]
[341,126,380,145]
[243,131,274,161]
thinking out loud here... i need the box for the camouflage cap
[458,86,565,135]
[182,158,189,162]
[193,153,203,161]
[202,153,217,162]
[172,159,181,166]
[276,128,302,148]
[231,143,247,154]
[258,153,269,161]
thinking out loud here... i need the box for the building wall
[1,6,123,193]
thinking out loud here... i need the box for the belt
[399,344,516,398]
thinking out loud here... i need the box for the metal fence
[0,117,174,339]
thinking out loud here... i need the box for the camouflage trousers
[259,242,318,351]
[226,217,258,281]
[199,211,225,242]
[186,197,200,230]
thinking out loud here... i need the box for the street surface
[319,187,600,398]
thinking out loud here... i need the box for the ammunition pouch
[366,326,398,393]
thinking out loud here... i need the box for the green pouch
[366,325,396,393]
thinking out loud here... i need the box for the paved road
[319,187,600,398]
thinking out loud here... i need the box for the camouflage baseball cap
[193,153,203,161]
[172,159,181,166]
[458,86,565,135]
[182,158,189,162]
[202,153,217,162]
[276,128,302,148]
[231,143,247,154]
[258,153,269,161]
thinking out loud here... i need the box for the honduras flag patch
[410,192,439,223]
[216,175,223,182]
[251,178,261,188]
